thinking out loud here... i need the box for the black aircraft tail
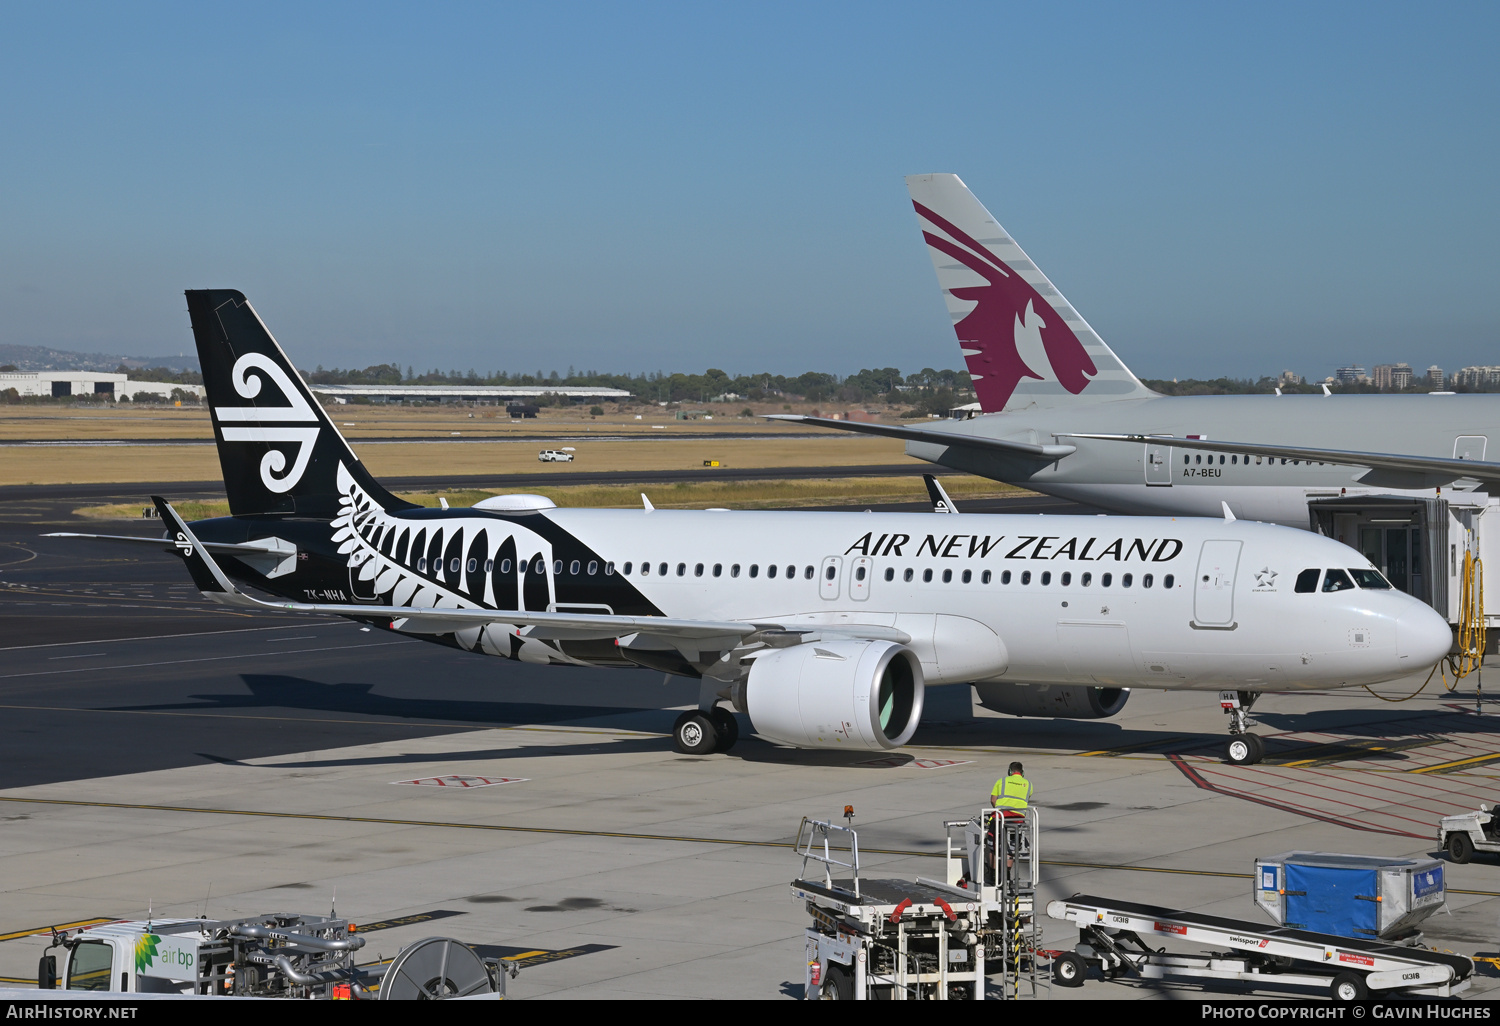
[185,289,414,517]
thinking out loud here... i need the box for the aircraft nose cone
[1396,603,1453,667]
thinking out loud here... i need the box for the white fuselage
[331,495,1454,694]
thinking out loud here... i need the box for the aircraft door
[1455,435,1487,461]
[1193,540,1242,626]
[1144,438,1173,486]
[819,556,843,600]
[849,556,873,600]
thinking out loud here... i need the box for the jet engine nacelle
[974,683,1129,719]
[745,640,925,751]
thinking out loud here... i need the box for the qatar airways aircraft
[52,290,1452,766]
[777,174,1500,531]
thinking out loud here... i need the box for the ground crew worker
[991,761,1033,815]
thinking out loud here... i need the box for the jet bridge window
[1322,568,1356,592]
[1349,568,1391,589]
[1294,568,1319,592]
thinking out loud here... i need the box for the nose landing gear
[1220,690,1264,765]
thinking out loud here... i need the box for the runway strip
[2,794,1493,897]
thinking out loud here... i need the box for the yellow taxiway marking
[0,918,115,942]
[2,795,1495,898]
[1412,752,1500,774]
[501,950,548,961]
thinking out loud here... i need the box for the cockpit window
[1322,568,1356,592]
[1294,568,1320,593]
[1349,568,1392,589]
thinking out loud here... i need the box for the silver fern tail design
[330,464,579,664]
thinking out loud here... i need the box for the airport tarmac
[1,490,1498,999]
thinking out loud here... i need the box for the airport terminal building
[0,370,206,402]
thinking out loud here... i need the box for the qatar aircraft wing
[764,414,1075,459]
[1068,434,1500,490]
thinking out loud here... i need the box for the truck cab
[44,920,205,994]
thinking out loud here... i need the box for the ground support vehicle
[793,809,1047,1000]
[36,912,512,999]
[1439,803,1500,863]
[1047,894,1473,1000]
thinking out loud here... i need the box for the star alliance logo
[1253,567,1278,590]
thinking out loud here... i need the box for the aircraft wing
[149,498,908,647]
[1068,433,1500,489]
[766,414,1076,460]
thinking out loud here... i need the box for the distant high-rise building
[1427,365,1445,389]
[1277,369,1303,386]
[1372,364,1394,389]
[1452,366,1500,389]
[1391,363,1413,389]
[1335,364,1366,383]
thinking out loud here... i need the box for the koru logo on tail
[213,353,320,493]
[173,531,193,557]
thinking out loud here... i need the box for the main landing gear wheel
[708,707,739,752]
[672,711,718,754]
[1224,733,1264,766]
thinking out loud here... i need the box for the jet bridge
[1310,492,1497,642]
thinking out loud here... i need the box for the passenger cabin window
[588,560,598,575]
[1294,568,1320,593]
[767,564,778,578]
[676,562,686,576]
[856,566,867,581]
[485,559,494,573]
[694,563,704,577]
[1163,574,1174,588]
[961,569,971,583]
[922,569,933,583]
[658,562,668,576]
[500,559,513,573]
[418,557,428,572]
[1061,571,1072,586]
[713,563,722,577]
[1041,571,1051,585]
[1350,568,1391,589]
[451,558,461,573]
[731,564,741,578]
[981,570,992,584]
[1020,570,1031,585]
[903,568,914,582]
[640,562,650,575]
[1322,568,1356,592]
[749,564,759,578]
[1122,573,1133,588]
[825,565,836,581]
[570,560,581,575]
[787,565,796,579]
[941,569,952,583]
[1101,573,1113,587]
[1143,573,1153,588]
[884,568,895,582]
[1081,572,1091,586]
[1001,570,1011,584]
[622,561,632,575]
[467,558,478,573]
[804,566,815,579]
[551,560,562,574]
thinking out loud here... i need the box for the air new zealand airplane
[51,290,1453,765]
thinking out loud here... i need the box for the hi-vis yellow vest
[992,774,1032,809]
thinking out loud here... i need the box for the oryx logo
[173,531,193,558]
[213,352,320,493]
[913,200,1097,411]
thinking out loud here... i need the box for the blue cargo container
[1255,852,1445,942]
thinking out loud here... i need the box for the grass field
[1,433,912,487]
[77,475,1028,520]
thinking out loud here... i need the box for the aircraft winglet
[923,474,960,514]
[151,497,256,605]
[1221,501,1236,522]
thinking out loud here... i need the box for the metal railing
[795,817,861,898]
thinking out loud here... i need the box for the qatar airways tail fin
[906,174,1154,413]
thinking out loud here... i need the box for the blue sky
[1,2,1495,379]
